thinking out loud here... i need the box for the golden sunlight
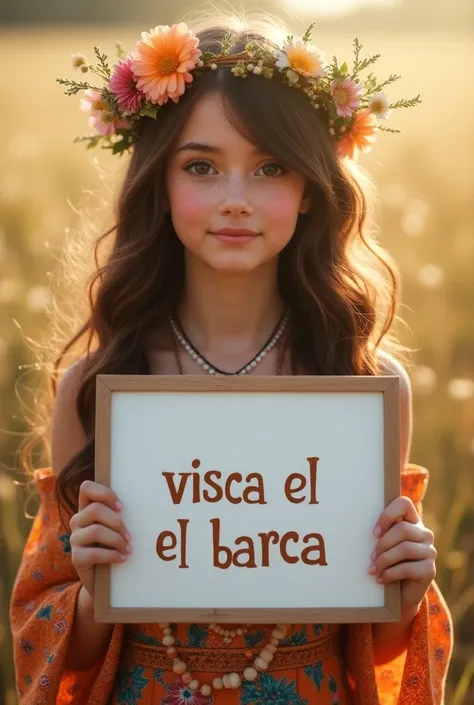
[283,0,398,16]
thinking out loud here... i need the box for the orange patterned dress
[10,465,453,705]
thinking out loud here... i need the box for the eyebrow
[175,141,267,156]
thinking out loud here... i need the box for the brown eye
[257,162,285,177]
[185,161,216,176]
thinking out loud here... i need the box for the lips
[211,228,260,245]
[213,228,260,237]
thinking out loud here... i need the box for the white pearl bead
[270,636,279,646]
[272,627,285,640]
[173,661,187,675]
[266,643,277,654]
[224,636,232,644]
[260,648,274,663]
[166,646,177,657]
[229,672,241,688]
[222,674,232,689]
[254,656,268,671]
[201,684,212,696]
[244,666,258,681]
[162,635,175,646]
[210,63,217,71]
[189,680,200,691]
[212,677,224,689]
[182,672,193,685]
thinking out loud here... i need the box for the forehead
[176,92,255,149]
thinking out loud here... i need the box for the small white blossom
[72,52,87,70]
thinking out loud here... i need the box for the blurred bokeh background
[1,1,473,703]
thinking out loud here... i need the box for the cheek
[262,185,303,231]
[167,178,212,232]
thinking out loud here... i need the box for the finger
[371,521,429,561]
[370,541,435,577]
[376,558,437,584]
[72,546,128,570]
[70,524,132,555]
[78,480,122,514]
[374,497,419,537]
[72,502,130,539]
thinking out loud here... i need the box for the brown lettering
[258,531,279,567]
[211,518,232,569]
[301,533,327,565]
[156,530,177,561]
[285,473,306,503]
[203,471,223,502]
[162,472,191,505]
[233,536,257,567]
[225,473,243,504]
[177,519,189,568]
[307,457,320,505]
[280,531,299,564]
[243,472,267,504]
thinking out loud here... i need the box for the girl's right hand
[69,480,132,599]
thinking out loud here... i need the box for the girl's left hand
[369,497,437,613]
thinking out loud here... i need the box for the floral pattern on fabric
[10,465,453,705]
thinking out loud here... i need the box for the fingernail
[373,525,382,538]
[115,500,123,511]
[124,532,131,542]
[120,554,127,561]
[376,576,384,584]
[126,544,133,554]
[370,549,376,561]
[368,565,376,575]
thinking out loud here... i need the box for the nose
[218,172,254,217]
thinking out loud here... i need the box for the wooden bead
[162,635,175,647]
[200,685,212,696]
[172,661,187,675]
[189,680,200,691]
[229,672,241,689]
[244,667,258,681]
[166,647,177,657]
[212,677,223,689]
[158,622,170,628]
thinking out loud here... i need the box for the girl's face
[165,92,309,273]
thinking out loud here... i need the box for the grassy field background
[0,26,473,704]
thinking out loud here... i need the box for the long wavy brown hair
[19,14,404,516]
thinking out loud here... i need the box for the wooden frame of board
[94,374,401,624]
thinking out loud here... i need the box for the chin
[205,252,270,273]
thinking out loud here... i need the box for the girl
[10,13,452,705]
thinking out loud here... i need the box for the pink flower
[330,77,364,118]
[79,88,131,136]
[109,54,144,114]
[162,680,213,705]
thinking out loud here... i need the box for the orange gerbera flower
[337,108,378,160]
[132,23,201,105]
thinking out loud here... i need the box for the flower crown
[58,22,421,161]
